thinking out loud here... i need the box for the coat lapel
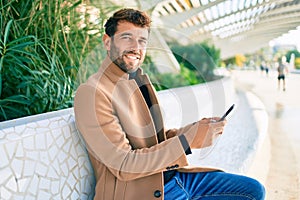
[99,57,166,146]
[138,74,166,143]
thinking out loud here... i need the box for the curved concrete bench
[0,76,267,199]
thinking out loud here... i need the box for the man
[74,8,265,200]
[277,56,288,91]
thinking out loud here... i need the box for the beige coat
[74,57,218,200]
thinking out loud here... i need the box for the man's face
[104,21,149,73]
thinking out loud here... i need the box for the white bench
[0,109,95,200]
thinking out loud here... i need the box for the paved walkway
[232,69,300,200]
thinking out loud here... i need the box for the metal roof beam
[156,0,224,27]
[175,0,274,37]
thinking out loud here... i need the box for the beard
[109,41,143,73]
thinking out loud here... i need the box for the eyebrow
[120,32,132,37]
[119,32,148,41]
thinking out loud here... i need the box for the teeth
[126,55,139,59]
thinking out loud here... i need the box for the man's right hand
[185,118,227,149]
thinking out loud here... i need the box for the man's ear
[103,34,111,51]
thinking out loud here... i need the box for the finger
[211,117,221,121]
[216,119,227,126]
[199,118,212,124]
[209,121,226,130]
[214,127,224,133]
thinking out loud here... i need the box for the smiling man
[74,8,265,200]
[103,20,148,73]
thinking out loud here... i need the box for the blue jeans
[164,171,265,200]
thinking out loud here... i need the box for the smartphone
[218,104,235,121]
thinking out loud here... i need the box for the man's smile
[125,54,139,60]
[123,52,140,60]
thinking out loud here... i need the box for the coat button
[154,190,162,198]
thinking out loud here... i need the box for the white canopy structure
[110,0,300,59]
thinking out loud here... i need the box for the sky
[269,26,300,51]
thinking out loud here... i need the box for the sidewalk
[231,69,300,200]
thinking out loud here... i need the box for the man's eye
[139,40,148,46]
[121,36,131,40]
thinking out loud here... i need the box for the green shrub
[142,57,204,91]
[142,41,222,91]
[0,19,74,121]
[0,0,117,121]
[286,50,300,69]
[169,41,221,82]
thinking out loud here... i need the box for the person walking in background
[260,61,269,76]
[260,62,265,75]
[277,56,289,91]
[265,62,269,76]
[74,8,265,200]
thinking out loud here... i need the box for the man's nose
[130,39,140,50]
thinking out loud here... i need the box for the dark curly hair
[104,8,151,37]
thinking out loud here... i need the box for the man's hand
[185,117,227,149]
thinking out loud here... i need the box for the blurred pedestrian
[265,63,269,76]
[277,56,289,91]
[260,62,265,74]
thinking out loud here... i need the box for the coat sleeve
[165,122,196,138]
[74,84,195,181]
